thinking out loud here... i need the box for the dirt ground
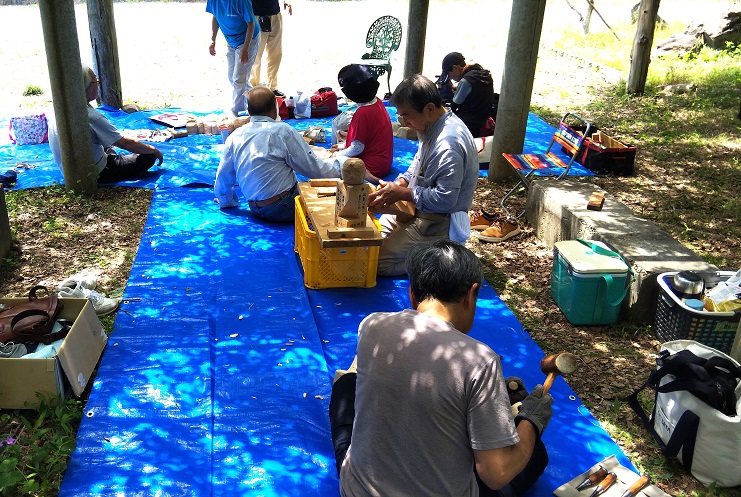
[1,2,738,496]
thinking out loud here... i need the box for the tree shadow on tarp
[60,173,626,496]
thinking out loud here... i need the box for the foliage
[0,397,83,496]
[21,85,43,97]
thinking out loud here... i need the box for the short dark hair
[247,87,276,116]
[390,74,442,113]
[405,240,483,304]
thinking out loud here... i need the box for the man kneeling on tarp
[329,239,551,497]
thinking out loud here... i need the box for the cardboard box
[0,298,107,409]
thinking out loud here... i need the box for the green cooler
[551,240,630,325]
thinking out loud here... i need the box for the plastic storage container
[551,240,630,325]
[294,197,380,289]
[655,271,740,355]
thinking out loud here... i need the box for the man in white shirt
[48,64,163,184]
[214,87,341,223]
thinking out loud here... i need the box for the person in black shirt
[437,52,496,138]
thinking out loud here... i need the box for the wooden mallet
[540,352,577,394]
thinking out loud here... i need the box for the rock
[122,103,140,114]
[655,33,703,56]
[703,7,741,49]
[658,83,698,96]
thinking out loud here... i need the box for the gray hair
[81,63,94,89]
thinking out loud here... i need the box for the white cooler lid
[555,240,629,274]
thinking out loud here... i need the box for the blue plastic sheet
[0,106,591,191]
[2,107,620,495]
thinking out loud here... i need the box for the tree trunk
[488,0,547,181]
[87,0,122,108]
[0,189,10,260]
[584,0,594,34]
[626,0,660,94]
[403,0,429,78]
[39,0,98,195]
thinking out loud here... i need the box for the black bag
[258,15,272,33]
[633,349,741,416]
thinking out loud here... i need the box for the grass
[21,85,43,97]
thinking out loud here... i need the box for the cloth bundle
[9,113,48,145]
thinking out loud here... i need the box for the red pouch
[310,88,339,117]
[276,97,289,120]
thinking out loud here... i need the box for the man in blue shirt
[207,0,261,116]
[214,87,341,223]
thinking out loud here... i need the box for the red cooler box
[551,240,630,325]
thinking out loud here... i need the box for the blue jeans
[247,183,298,224]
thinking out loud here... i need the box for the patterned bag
[9,113,49,145]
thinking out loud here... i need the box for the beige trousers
[376,212,451,277]
[249,12,283,91]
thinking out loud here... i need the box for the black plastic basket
[655,272,740,354]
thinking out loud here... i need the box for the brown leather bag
[0,286,67,345]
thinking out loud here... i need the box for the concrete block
[526,179,716,324]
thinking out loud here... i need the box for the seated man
[368,74,478,276]
[329,64,393,184]
[48,64,163,184]
[330,239,551,497]
[214,86,341,223]
[437,52,496,138]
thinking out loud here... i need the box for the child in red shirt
[330,64,393,183]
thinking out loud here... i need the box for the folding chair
[500,112,592,219]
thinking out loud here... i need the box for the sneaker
[478,218,521,242]
[58,283,120,316]
[58,271,97,292]
[469,209,501,230]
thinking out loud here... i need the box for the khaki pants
[376,212,450,277]
[249,12,283,91]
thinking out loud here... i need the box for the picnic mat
[58,186,632,496]
[0,105,592,191]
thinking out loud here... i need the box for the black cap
[338,64,380,103]
[437,52,465,84]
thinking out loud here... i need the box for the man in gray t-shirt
[329,240,552,497]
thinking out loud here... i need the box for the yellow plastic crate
[294,196,380,289]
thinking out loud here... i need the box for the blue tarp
[2,107,620,496]
[0,105,592,190]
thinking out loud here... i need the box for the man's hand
[239,44,250,65]
[209,40,216,56]
[368,179,406,208]
[514,385,553,438]
[284,1,292,15]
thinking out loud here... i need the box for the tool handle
[586,466,608,485]
[620,475,650,497]
[542,372,556,394]
[575,466,608,491]
[589,472,617,497]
